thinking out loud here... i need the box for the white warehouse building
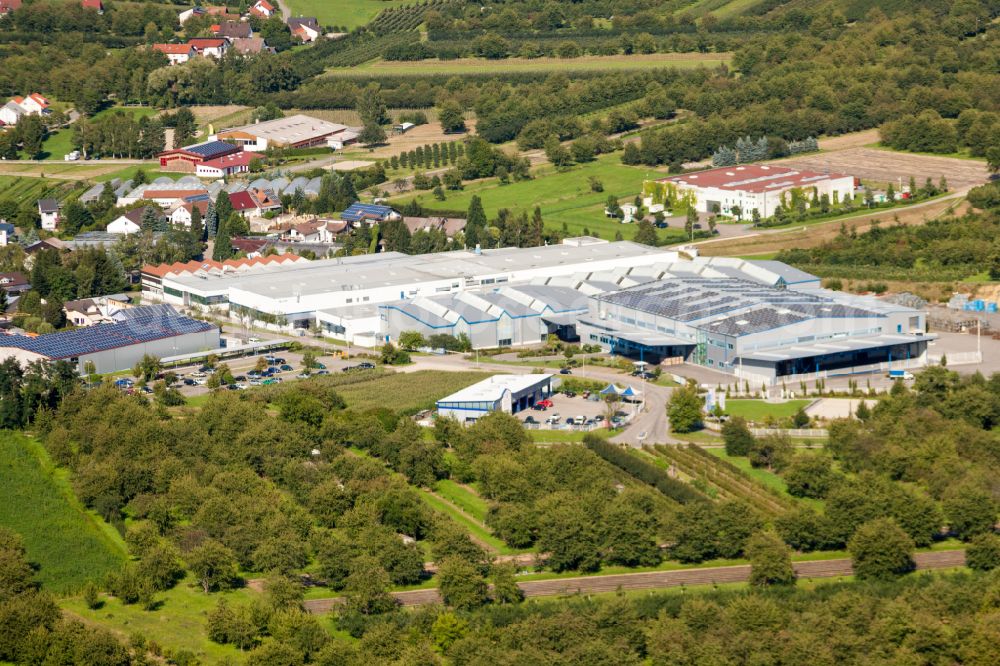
[643,164,856,219]
[150,238,678,341]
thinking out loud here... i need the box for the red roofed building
[153,43,197,65]
[81,0,103,12]
[0,0,22,16]
[187,37,229,58]
[195,151,263,178]
[643,164,856,220]
[141,253,307,302]
[230,188,282,218]
[249,0,274,19]
[157,140,241,172]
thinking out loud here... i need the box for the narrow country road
[301,549,966,613]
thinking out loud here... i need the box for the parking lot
[517,389,637,430]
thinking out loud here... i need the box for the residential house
[230,37,269,55]
[194,150,262,178]
[249,0,275,19]
[285,220,326,242]
[0,0,21,18]
[341,202,399,227]
[179,6,238,24]
[231,236,270,257]
[212,20,252,39]
[402,216,467,237]
[187,37,229,58]
[230,188,281,218]
[107,206,164,234]
[141,189,210,209]
[0,93,49,126]
[0,222,14,246]
[64,294,133,327]
[0,273,30,296]
[287,16,319,42]
[153,43,197,65]
[169,200,210,228]
[37,198,60,231]
[81,0,103,13]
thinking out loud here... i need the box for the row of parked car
[342,361,376,372]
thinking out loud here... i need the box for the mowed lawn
[724,399,812,421]
[329,52,732,76]
[285,0,410,29]
[334,370,492,413]
[0,432,126,594]
[394,154,679,241]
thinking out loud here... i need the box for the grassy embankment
[0,431,126,594]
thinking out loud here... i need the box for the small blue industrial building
[436,374,553,423]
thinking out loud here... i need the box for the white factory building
[148,238,675,341]
[436,374,554,423]
[643,164,856,218]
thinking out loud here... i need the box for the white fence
[928,351,982,366]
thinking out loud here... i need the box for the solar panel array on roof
[0,305,215,359]
[341,203,394,222]
[184,141,239,159]
[598,276,888,335]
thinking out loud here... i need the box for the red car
[536,399,554,409]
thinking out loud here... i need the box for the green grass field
[705,446,825,510]
[394,153,685,242]
[327,52,732,76]
[334,370,491,412]
[433,479,489,524]
[62,576,252,664]
[39,128,76,160]
[0,432,126,594]
[417,487,522,555]
[724,399,812,421]
[285,0,409,29]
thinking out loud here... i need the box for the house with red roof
[153,43,197,65]
[230,188,282,218]
[0,0,22,17]
[81,0,103,13]
[0,93,49,126]
[187,37,229,59]
[288,17,320,42]
[195,151,262,178]
[212,20,252,40]
[157,140,241,172]
[249,0,274,19]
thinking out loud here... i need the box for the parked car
[582,391,591,399]
[279,364,294,372]
[114,378,133,388]
[313,362,326,369]
[545,415,561,425]
[574,415,587,425]
[274,358,287,365]
[536,398,554,408]
[315,370,330,376]
[183,378,197,386]
[296,373,311,379]
[563,390,577,398]
[357,361,375,370]
[524,416,538,425]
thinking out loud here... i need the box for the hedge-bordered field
[325,52,732,76]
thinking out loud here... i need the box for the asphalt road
[302,549,966,613]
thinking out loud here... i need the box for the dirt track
[302,549,966,613]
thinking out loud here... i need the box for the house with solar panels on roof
[0,304,219,374]
[643,164,856,219]
[575,257,931,385]
[340,202,399,227]
[157,140,241,173]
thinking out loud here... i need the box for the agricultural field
[683,0,770,18]
[333,370,491,413]
[0,432,126,594]
[394,153,685,242]
[0,175,89,206]
[326,52,733,76]
[285,0,410,30]
[778,147,990,190]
